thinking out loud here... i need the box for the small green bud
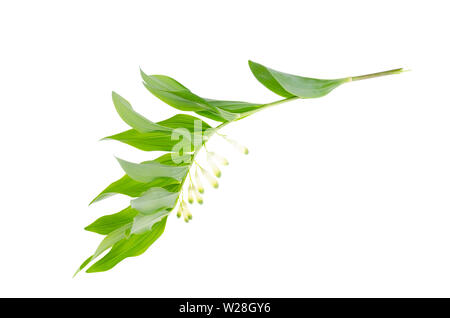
[201,167,219,188]
[208,158,221,178]
[187,183,194,204]
[194,189,203,204]
[195,167,205,194]
[181,201,192,222]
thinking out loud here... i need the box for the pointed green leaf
[193,110,230,122]
[111,92,172,133]
[248,60,348,98]
[76,224,131,275]
[248,61,295,98]
[131,210,170,234]
[140,73,209,112]
[77,216,141,275]
[92,224,131,259]
[206,99,263,114]
[73,256,93,277]
[86,216,167,273]
[157,114,211,131]
[131,187,179,215]
[90,154,192,205]
[202,104,239,122]
[85,206,139,235]
[75,222,133,275]
[89,175,180,205]
[103,129,179,152]
[102,115,209,152]
[116,158,190,183]
[141,70,238,122]
[151,153,193,166]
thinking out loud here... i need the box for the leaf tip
[114,156,124,165]
[72,269,80,278]
[248,60,258,70]
[139,67,147,79]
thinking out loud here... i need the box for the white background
[1,0,449,297]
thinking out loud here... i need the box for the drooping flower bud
[180,201,192,222]
[194,188,203,204]
[207,157,221,178]
[195,167,205,194]
[176,202,183,218]
[187,182,194,204]
[223,136,249,155]
[200,166,219,188]
[208,151,229,166]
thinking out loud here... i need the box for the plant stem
[235,96,300,120]
[349,68,405,82]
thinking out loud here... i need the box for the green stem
[349,68,405,82]
[237,96,299,120]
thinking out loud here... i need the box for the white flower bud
[201,166,219,188]
[194,188,203,204]
[223,136,249,155]
[195,167,205,193]
[207,157,221,178]
[187,183,194,204]
[208,151,229,166]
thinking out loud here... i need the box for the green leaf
[141,70,238,122]
[152,153,193,165]
[73,256,93,277]
[89,175,179,205]
[103,129,177,152]
[85,206,139,235]
[140,73,207,112]
[201,105,239,122]
[194,110,231,122]
[206,99,263,114]
[131,187,179,215]
[116,157,190,183]
[248,60,347,98]
[76,222,134,275]
[86,216,167,273]
[112,92,172,133]
[102,114,209,152]
[130,210,170,234]
[92,224,131,258]
[90,154,192,205]
[157,114,211,131]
